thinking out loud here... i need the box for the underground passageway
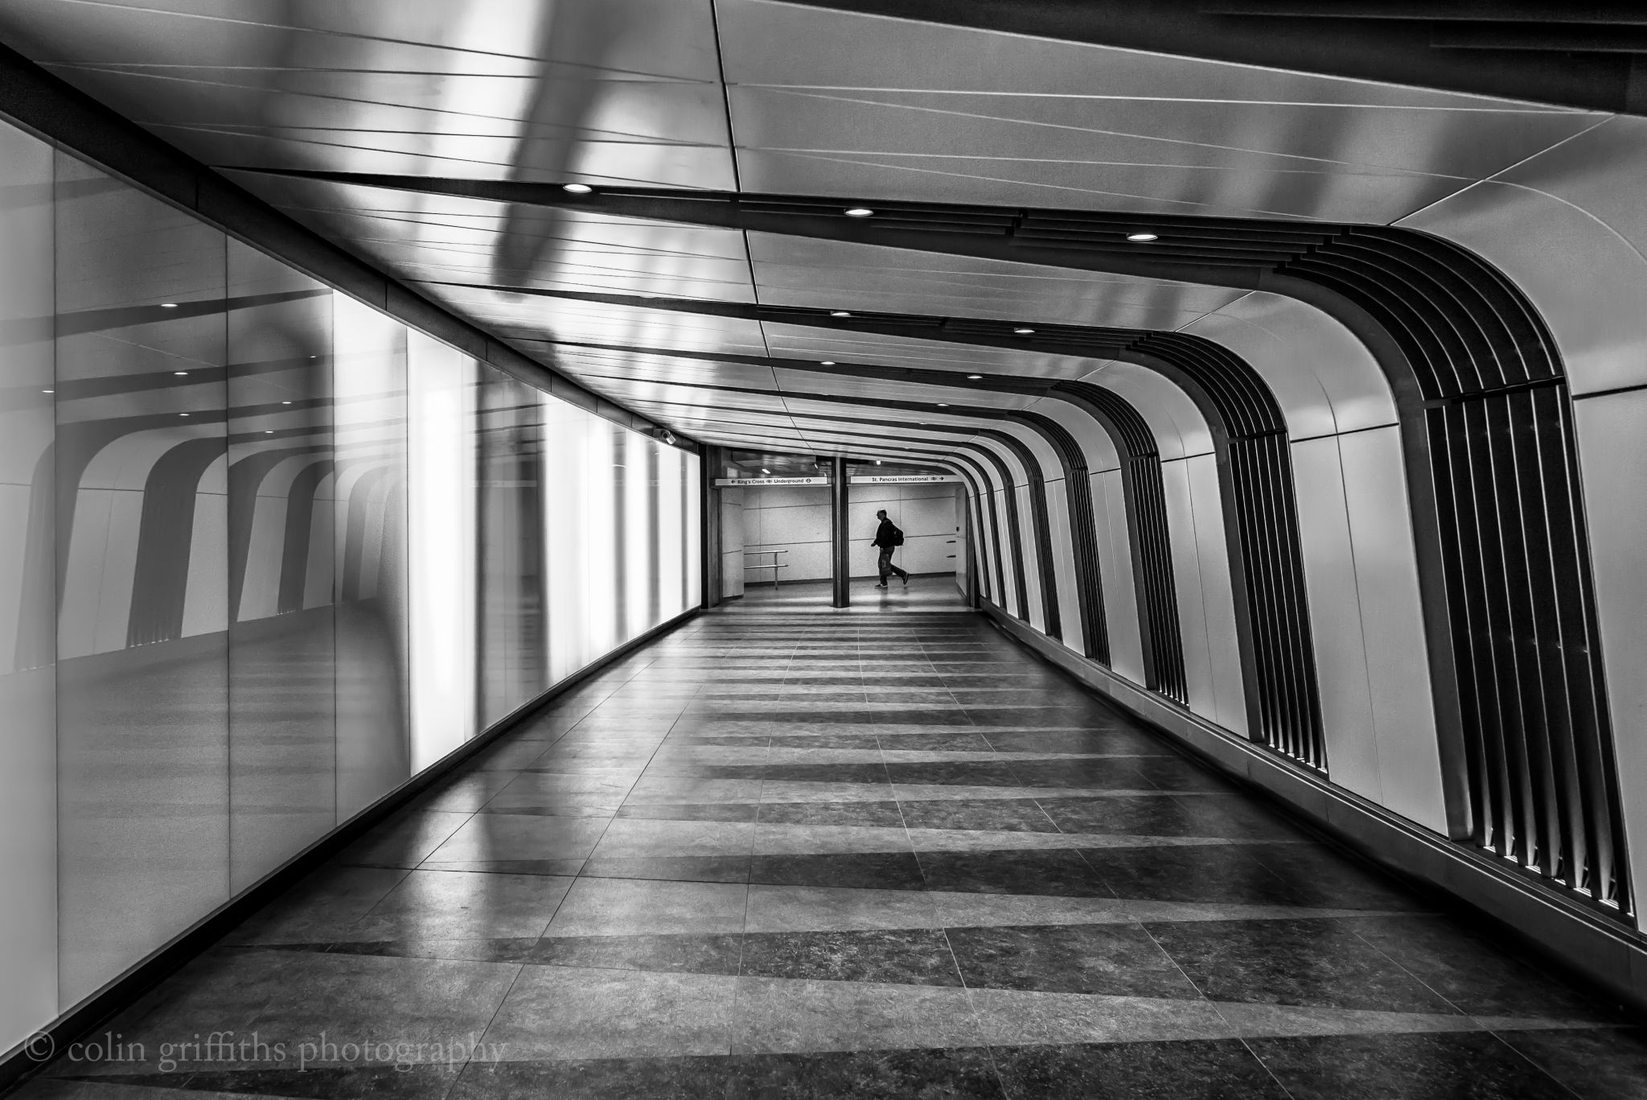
[20,594,1644,1098]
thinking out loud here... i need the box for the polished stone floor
[17,583,1647,1098]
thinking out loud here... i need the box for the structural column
[830,456,850,608]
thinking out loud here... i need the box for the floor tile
[740,929,963,986]
[726,1046,1003,1098]
[481,965,737,1060]
[1246,1031,1571,1099]
[1147,918,1463,1014]
[946,922,1202,998]
[547,879,749,937]
[991,1038,1285,1099]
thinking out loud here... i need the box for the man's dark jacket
[873,518,900,548]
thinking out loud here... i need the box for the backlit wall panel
[0,117,58,1058]
[0,118,701,1059]
[53,151,232,1007]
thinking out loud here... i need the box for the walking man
[870,508,910,588]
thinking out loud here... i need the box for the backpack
[891,524,905,547]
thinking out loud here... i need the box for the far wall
[740,482,961,583]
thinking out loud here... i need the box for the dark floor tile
[580,855,753,884]
[991,1038,1286,1100]
[765,733,883,749]
[1147,918,1461,1013]
[740,928,963,985]
[1128,757,1240,793]
[319,937,540,963]
[616,802,763,823]
[757,800,907,827]
[964,706,1117,727]
[917,850,1113,897]
[1347,916,1627,1020]
[1082,844,1294,905]
[947,923,1201,998]
[868,709,976,726]
[726,1046,1003,1099]
[984,729,1162,755]
[882,762,1025,787]
[1247,1032,1569,1100]
[898,799,1059,833]
[1008,760,1154,790]
[1037,795,1283,840]
[761,763,891,783]
[452,1055,731,1100]
[750,852,927,891]
[1246,845,1427,911]
[425,859,586,877]
[161,1065,462,1098]
[877,731,996,751]
[533,932,743,976]
[1499,1026,1647,1099]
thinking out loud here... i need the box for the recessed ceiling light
[281,400,292,405]
[264,429,274,434]
[844,207,874,217]
[178,412,190,417]
[173,371,189,376]
[829,311,851,318]
[821,360,836,366]
[1126,232,1159,243]
[160,302,179,309]
[937,403,950,408]
[41,388,54,394]
[875,459,883,465]
[1013,327,1035,335]
[761,468,771,475]
[563,183,593,194]
[967,374,983,380]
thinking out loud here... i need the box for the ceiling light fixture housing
[1126,231,1159,242]
[967,374,983,380]
[830,310,851,318]
[1013,327,1035,335]
[160,302,178,309]
[562,183,593,194]
[843,207,874,217]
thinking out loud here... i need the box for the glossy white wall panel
[1398,118,1647,398]
[1185,454,1246,734]
[991,488,1021,617]
[331,295,410,820]
[721,488,745,598]
[1085,364,1215,460]
[1092,470,1145,684]
[1044,480,1084,655]
[1185,292,1399,437]
[1337,427,1445,833]
[1290,436,1380,797]
[1571,392,1647,910]
[1160,459,1216,718]
[0,118,57,1055]
[1035,401,1122,473]
[1015,483,1046,631]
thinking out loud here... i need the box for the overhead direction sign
[713,476,828,486]
[849,474,961,484]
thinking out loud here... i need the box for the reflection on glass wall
[0,118,701,1055]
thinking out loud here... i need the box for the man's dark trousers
[878,547,908,584]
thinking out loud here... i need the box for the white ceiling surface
[0,0,1620,458]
